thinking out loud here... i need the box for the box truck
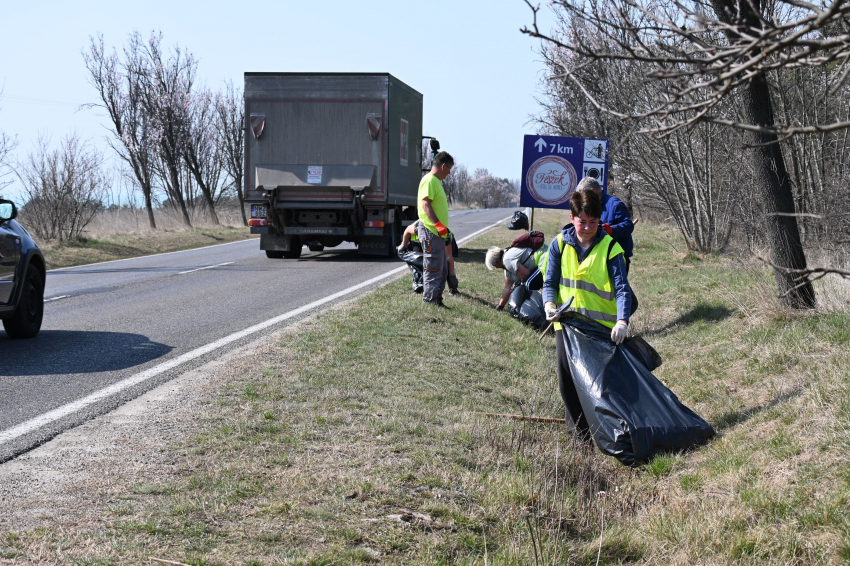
[244,73,437,258]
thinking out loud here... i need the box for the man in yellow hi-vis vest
[542,190,634,440]
[417,151,454,306]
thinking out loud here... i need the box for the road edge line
[1,216,509,445]
[47,238,258,273]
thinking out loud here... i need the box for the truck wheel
[3,264,44,339]
[283,238,302,259]
[265,250,285,259]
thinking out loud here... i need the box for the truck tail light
[248,219,268,227]
[364,221,385,228]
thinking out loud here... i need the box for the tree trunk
[236,180,247,226]
[710,0,816,308]
[143,185,157,229]
[200,187,220,225]
[168,165,193,227]
[738,75,815,308]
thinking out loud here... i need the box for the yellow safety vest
[554,232,624,330]
[534,244,549,277]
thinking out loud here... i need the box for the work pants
[555,329,592,442]
[418,224,448,303]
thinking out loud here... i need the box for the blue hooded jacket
[600,192,634,258]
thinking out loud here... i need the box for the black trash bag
[507,285,527,316]
[558,312,714,466]
[623,335,662,372]
[517,290,546,329]
[507,211,529,231]
[399,249,424,292]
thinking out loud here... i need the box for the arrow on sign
[534,137,548,152]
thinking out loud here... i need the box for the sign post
[520,135,610,210]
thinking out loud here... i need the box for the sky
[0,0,555,205]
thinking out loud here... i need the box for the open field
[35,207,254,269]
[2,209,850,565]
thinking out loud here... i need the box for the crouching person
[542,190,632,441]
[398,219,459,294]
[485,243,549,311]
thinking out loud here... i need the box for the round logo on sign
[526,156,578,206]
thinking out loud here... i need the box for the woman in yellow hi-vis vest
[542,190,633,441]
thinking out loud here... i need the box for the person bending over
[485,243,549,310]
[399,220,458,293]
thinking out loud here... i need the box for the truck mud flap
[358,233,396,257]
[261,234,296,251]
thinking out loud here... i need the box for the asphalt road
[0,208,513,461]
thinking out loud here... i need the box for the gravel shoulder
[0,322,294,533]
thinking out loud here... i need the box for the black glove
[496,304,505,311]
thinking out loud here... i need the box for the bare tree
[17,134,108,241]
[0,94,18,197]
[0,132,15,197]
[467,169,517,208]
[133,31,196,227]
[442,162,470,205]
[184,87,223,225]
[83,34,158,229]
[213,81,247,226]
[521,0,850,308]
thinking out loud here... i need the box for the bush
[17,134,108,241]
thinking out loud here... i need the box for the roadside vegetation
[37,206,254,269]
[3,209,850,565]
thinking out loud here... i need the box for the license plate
[251,205,267,219]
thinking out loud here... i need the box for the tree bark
[739,75,815,308]
[168,164,192,227]
[143,185,157,229]
[236,182,247,226]
[711,0,816,308]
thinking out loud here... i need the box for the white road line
[48,238,258,273]
[0,215,509,446]
[44,295,69,303]
[178,262,234,275]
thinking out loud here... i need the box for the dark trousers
[555,329,591,442]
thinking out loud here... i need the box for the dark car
[0,199,45,338]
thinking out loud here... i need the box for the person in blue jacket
[576,177,634,273]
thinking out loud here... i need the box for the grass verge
[3,209,850,565]
[39,227,255,269]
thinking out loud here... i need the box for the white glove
[610,320,628,345]
[544,302,559,322]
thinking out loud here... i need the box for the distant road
[0,208,513,461]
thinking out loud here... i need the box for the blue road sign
[520,135,610,209]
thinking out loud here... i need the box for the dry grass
[36,206,254,269]
[83,205,247,239]
[2,212,850,565]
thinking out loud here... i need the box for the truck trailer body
[244,73,424,258]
